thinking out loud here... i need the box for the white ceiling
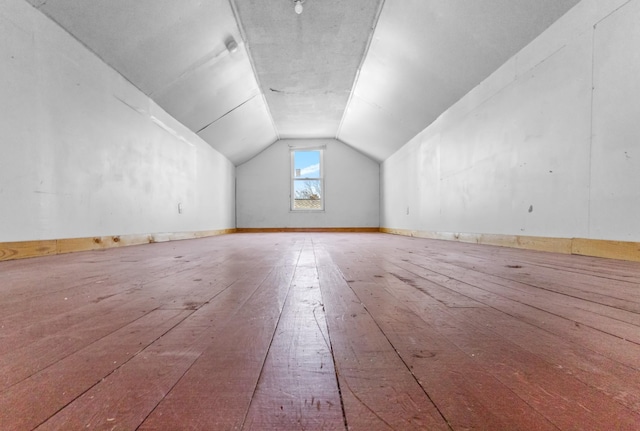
[25,0,581,164]
[233,0,383,141]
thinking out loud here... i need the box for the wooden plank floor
[1,233,639,430]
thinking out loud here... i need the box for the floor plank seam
[373,264,574,430]
[311,239,349,431]
[376,252,640,415]
[390,257,637,343]
[397,259,640,356]
[425,257,638,311]
[316,302,350,431]
[2,305,167,393]
[134,276,260,429]
[134,348,204,431]
[331,264,454,431]
[361,247,640,426]
[405,247,640,303]
[238,250,300,430]
[399,249,635,283]
[31,307,196,429]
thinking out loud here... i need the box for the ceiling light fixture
[294,0,303,15]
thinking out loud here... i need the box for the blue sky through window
[294,150,320,178]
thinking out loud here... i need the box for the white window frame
[290,147,324,212]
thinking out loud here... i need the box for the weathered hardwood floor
[1,233,639,430]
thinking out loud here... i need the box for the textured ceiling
[25,0,581,164]
[233,0,383,140]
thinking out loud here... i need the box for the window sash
[290,148,324,211]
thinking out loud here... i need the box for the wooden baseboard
[4,228,638,263]
[0,240,58,261]
[236,227,380,233]
[380,228,640,263]
[379,228,573,254]
[0,229,237,262]
[571,237,640,262]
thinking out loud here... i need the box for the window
[291,148,323,211]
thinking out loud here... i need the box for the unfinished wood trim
[5,228,638,263]
[572,237,640,262]
[0,229,237,262]
[380,228,572,254]
[236,227,380,233]
[0,240,58,261]
[381,228,640,262]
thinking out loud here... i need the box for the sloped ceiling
[339,0,584,161]
[233,0,382,140]
[25,0,580,164]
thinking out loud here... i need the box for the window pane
[291,149,323,211]
[294,179,322,210]
[294,151,320,178]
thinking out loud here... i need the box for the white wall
[237,139,379,228]
[0,0,235,242]
[381,0,640,242]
